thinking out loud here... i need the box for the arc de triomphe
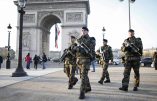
[15,0,90,58]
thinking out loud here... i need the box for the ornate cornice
[37,11,63,21]
[14,0,90,14]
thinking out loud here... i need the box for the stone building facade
[15,0,90,58]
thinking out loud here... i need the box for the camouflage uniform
[76,34,96,99]
[120,35,143,91]
[64,42,78,89]
[97,44,113,84]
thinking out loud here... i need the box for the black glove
[73,46,79,52]
[79,47,86,53]
[74,46,85,53]
[126,46,132,52]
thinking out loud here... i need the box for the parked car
[52,58,60,62]
[140,57,153,67]
[113,58,120,65]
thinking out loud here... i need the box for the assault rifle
[123,40,141,56]
[76,40,90,54]
[76,40,94,59]
[59,49,75,63]
[100,47,105,60]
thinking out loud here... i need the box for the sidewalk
[0,61,63,88]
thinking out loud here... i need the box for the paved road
[0,61,157,101]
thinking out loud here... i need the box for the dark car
[140,57,153,67]
[52,58,61,62]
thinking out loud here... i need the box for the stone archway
[15,0,90,58]
[39,14,61,56]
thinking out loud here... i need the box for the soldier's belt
[77,57,90,59]
[127,57,141,61]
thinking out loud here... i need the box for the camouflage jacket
[64,43,77,65]
[121,36,143,61]
[76,34,96,61]
[97,45,113,61]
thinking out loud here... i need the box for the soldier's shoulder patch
[136,37,142,43]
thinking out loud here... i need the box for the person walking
[25,53,32,69]
[75,27,96,99]
[91,59,96,72]
[119,29,143,91]
[62,36,78,89]
[42,52,47,69]
[97,39,113,84]
[0,55,3,69]
[33,54,39,69]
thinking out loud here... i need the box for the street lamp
[12,0,28,77]
[6,24,12,69]
[102,27,106,39]
[119,0,136,29]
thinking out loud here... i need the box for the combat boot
[73,77,78,86]
[68,84,73,89]
[104,79,111,83]
[119,86,128,91]
[98,80,103,85]
[133,87,138,91]
[79,91,85,99]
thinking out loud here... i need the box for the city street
[0,0,157,101]
[0,61,157,101]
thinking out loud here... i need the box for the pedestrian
[119,29,143,91]
[75,27,96,99]
[25,53,32,69]
[42,52,47,69]
[91,59,96,72]
[153,51,157,70]
[97,39,113,84]
[61,35,78,89]
[0,55,3,69]
[33,54,39,69]
[75,66,79,75]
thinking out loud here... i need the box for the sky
[0,0,157,51]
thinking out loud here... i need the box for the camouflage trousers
[122,60,140,88]
[77,58,91,92]
[64,64,77,86]
[100,60,110,81]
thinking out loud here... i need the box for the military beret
[128,29,134,32]
[71,35,76,39]
[82,26,89,31]
[103,39,108,42]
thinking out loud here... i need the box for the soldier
[97,39,113,84]
[75,27,96,99]
[63,36,78,89]
[119,29,143,91]
[153,51,157,70]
